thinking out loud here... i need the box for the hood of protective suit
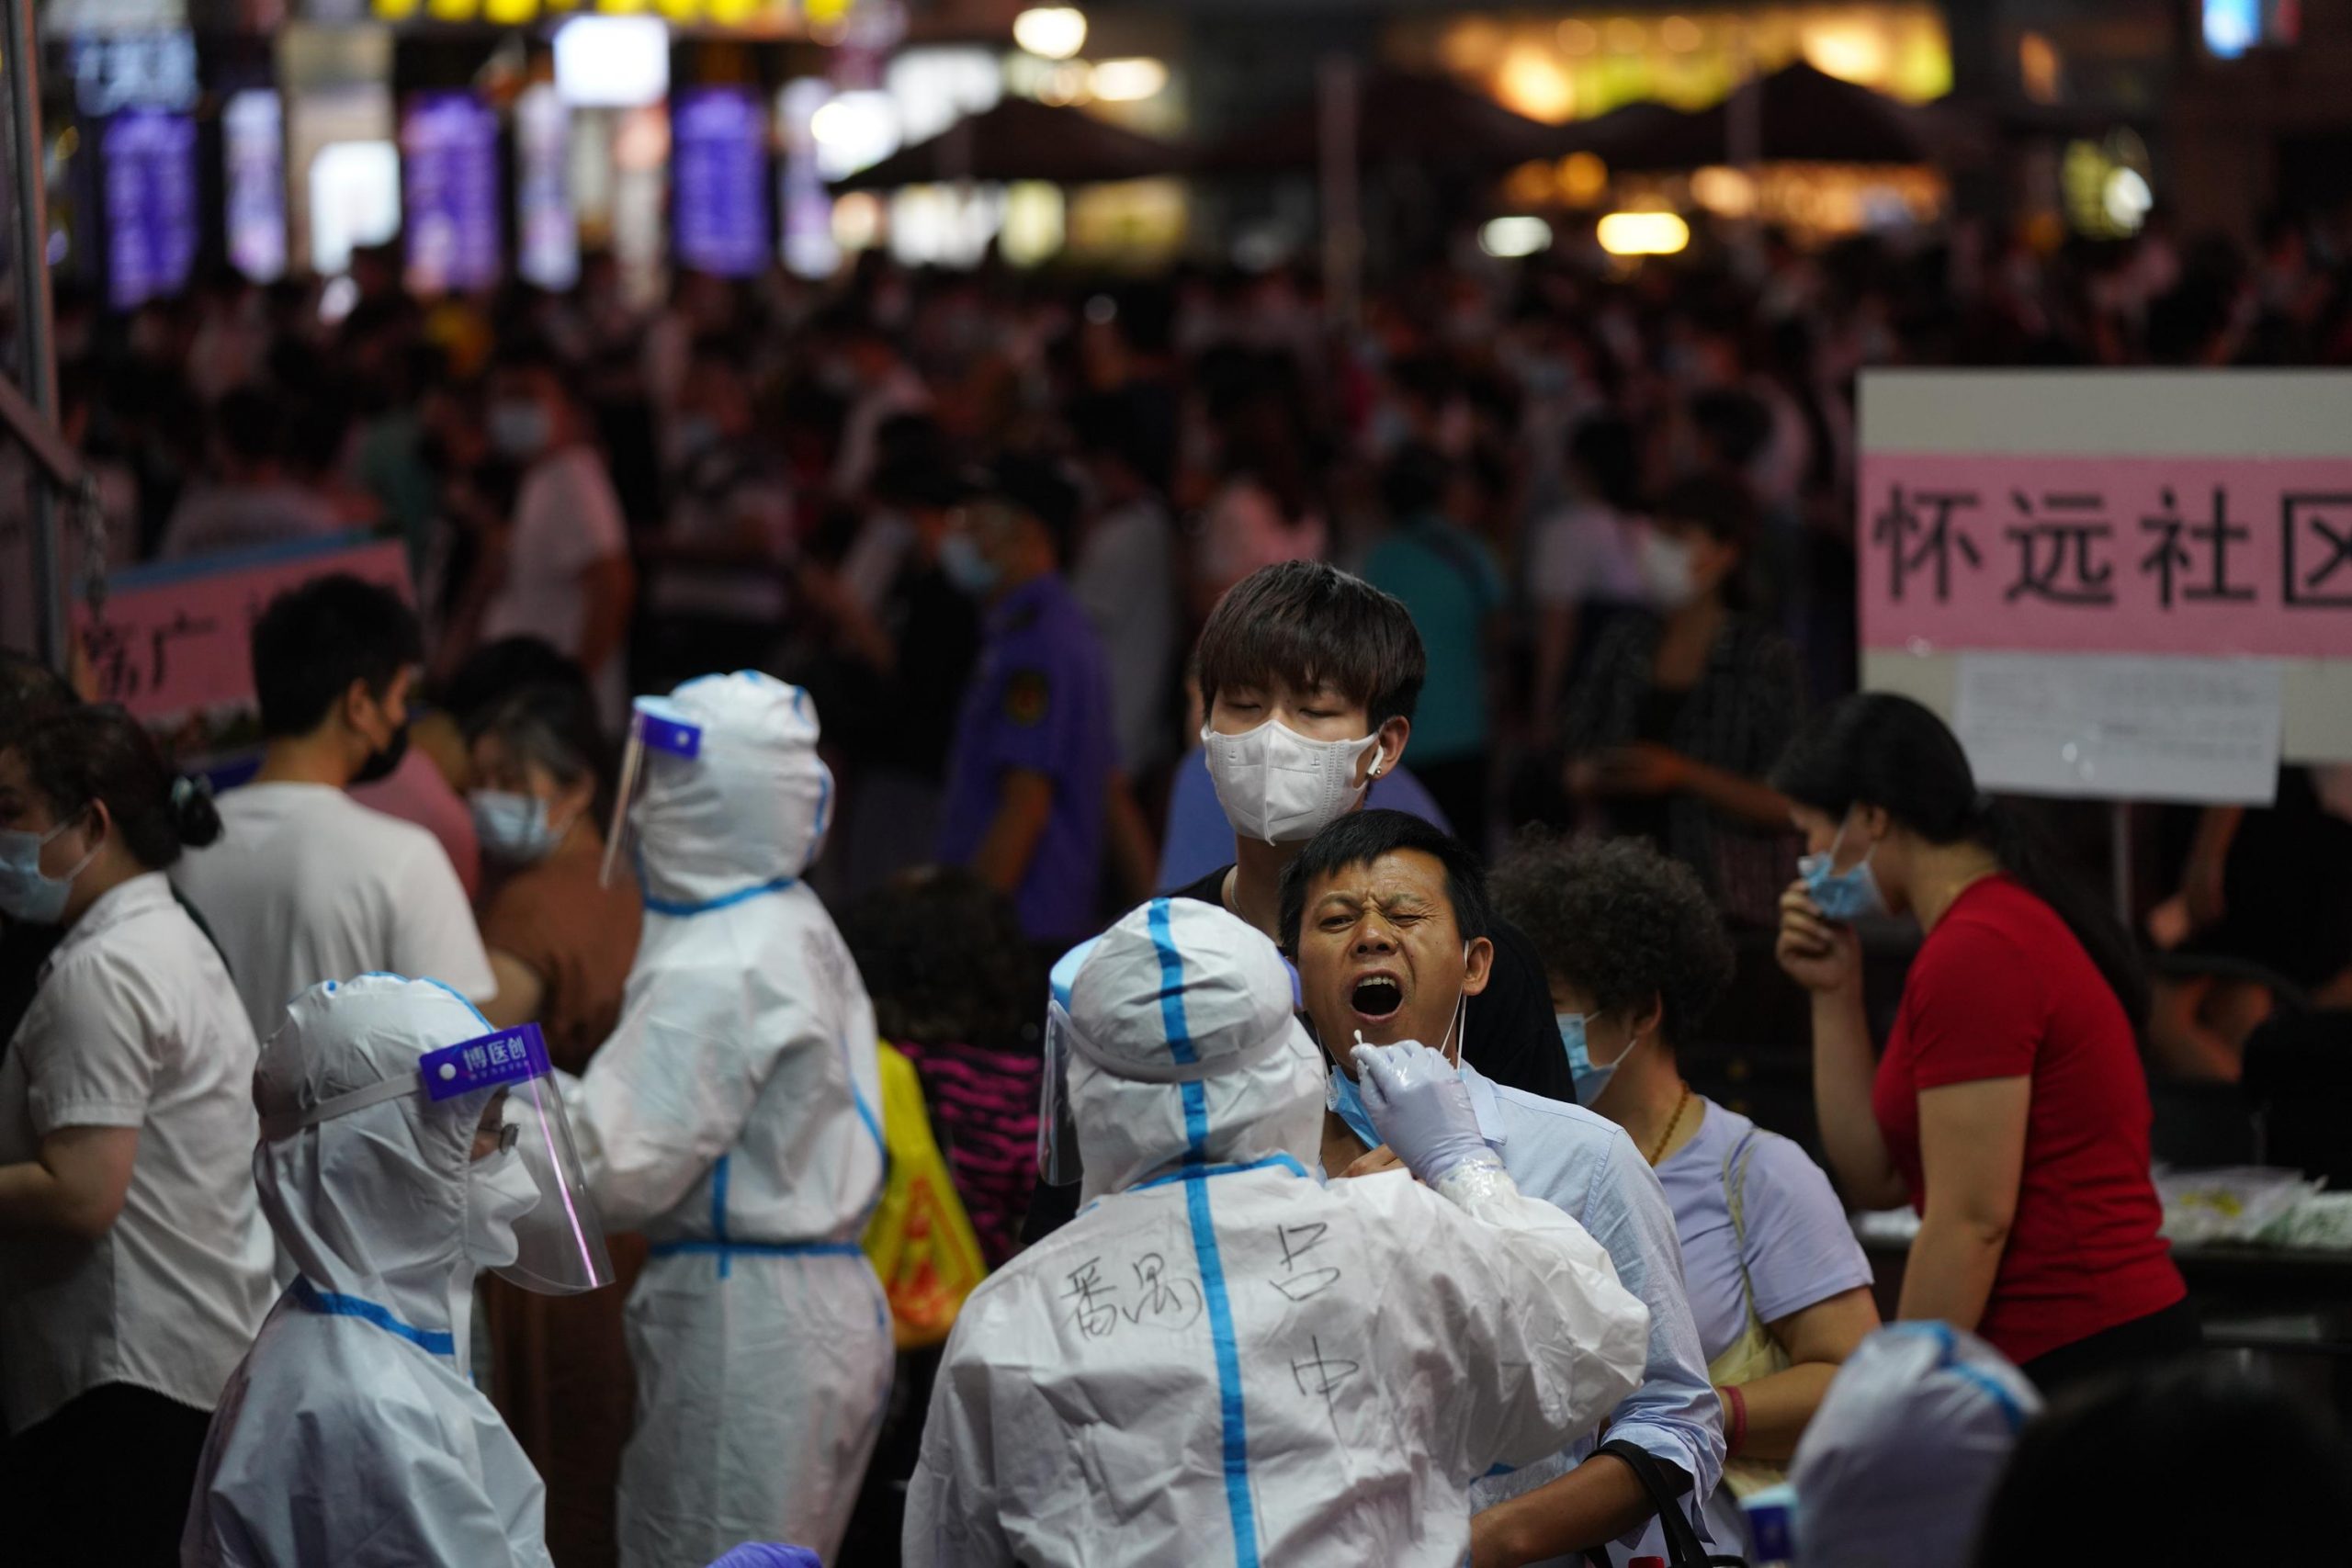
[1068,898,1325,1201]
[634,672,832,910]
[1788,1322,2041,1568]
[253,974,495,1364]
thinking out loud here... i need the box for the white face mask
[1200,718,1384,845]
[462,1146,541,1271]
[1639,527,1702,611]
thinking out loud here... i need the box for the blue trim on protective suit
[648,1239,865,1260]
[1143,897,1261,1568]
[710,1153,734,1278]
[290,1276,456,1357]
[640,874,797,917]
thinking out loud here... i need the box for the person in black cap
[933,456,1148,950]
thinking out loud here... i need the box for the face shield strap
[258,1023,556,1140]
[602,704,705,889]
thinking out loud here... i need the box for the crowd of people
[3,203,2352,1568]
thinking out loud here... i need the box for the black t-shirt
[1168,864,1579,1106]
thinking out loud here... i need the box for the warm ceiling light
[1596,210,1690,255]
[1012,6,1088,62]
[1089,57,1168,102]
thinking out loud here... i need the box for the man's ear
[1857,802,1894,844]
[1463,935,1496,997]
[1368,716,1410,780]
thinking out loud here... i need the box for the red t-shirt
[1874,874,2185,1366]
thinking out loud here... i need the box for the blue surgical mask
[470,790,563,865]
[0,818,96,927]
[1326,1065,1382,1150]
[1559,1010,1628,1106]
[1800,821,1889,923]
[939,533,1001,597]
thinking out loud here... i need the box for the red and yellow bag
[861,1042,989,1349]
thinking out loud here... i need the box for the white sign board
[1953,652,2282,806]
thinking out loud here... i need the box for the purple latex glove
[704,1547,821,1568]
[1351,1041,1497,1185]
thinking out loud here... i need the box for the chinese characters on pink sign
[70,537,411,724]
[1859,454,2352,659]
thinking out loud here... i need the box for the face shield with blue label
[263,1021,616,1295]
[1035,939,1097,1188]
[601,698,703,890]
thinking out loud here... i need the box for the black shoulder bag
[1583,1438,1749,1568]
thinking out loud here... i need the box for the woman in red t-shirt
[1770,694,2191,1390]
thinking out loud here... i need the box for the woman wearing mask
[466,680,645,1568]
[1493,833,1879,1554]
[1560,474,1802,929]
[1773,694,2191,1392]
[0,705,273,1565]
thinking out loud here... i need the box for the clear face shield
[265,1021,616,1295]
[600,699,704,889]
[1036,940,1095,1188]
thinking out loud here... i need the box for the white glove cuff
[1431,1154,1521,1216]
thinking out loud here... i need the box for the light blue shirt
[1461,1063,1726,1565]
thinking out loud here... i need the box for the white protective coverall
[904,897,1651,1568]
[570,672,891,1568]
[1781,1323,2041,1568]
[182,974,558,1568]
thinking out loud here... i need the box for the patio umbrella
[1198,69,1559,175]
[829,96,1188,191]
[1603,60,1942,170]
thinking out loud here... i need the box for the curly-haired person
[1491,831,1880,1558]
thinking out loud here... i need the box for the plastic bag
[862,1041,989,1349]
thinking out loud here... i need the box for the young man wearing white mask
[1173,560,1577,1105]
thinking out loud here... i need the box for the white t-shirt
[481,445,630,721]
[0,874,273,1433]
[1073,495,1180,774]
[1527,499,1646,609]
[169,783,496,1044]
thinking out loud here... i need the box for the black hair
[1378,442,1456,521]
[1491,831,1735,1046]
[839,866,1043,1055]
[250,574,424,740]
[436,637,584,730]
[1069,390,1170,493]
[463,681,614,826]
[981,454,1081,568]
[1973,1363,2352,1568]
[1280,809,1493,955]
[1771,693,2149,1027]
[1652,471,1760,551]
[1566,412,1642,513]
[213,386,284,468]
[7,705,220,869]
[1195,561,1427,731]
[0,652,77,749]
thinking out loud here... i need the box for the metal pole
[3,0,62,671]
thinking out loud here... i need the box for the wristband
[1719,1382,1747,1460]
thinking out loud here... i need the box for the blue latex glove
[1351,1041,1497,1185]
[704,1547,821,1568]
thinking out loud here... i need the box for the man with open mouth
[1283,809,1724,1568]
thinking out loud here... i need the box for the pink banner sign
[71,535,411,727]
[1859,453,2352,658]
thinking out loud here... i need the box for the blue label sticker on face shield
[632,709,702,759]
[421,1022,553,1102]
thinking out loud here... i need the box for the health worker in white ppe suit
[182,972,618,1568]
[570,672,890,1568]
[905,897,1651,1568]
